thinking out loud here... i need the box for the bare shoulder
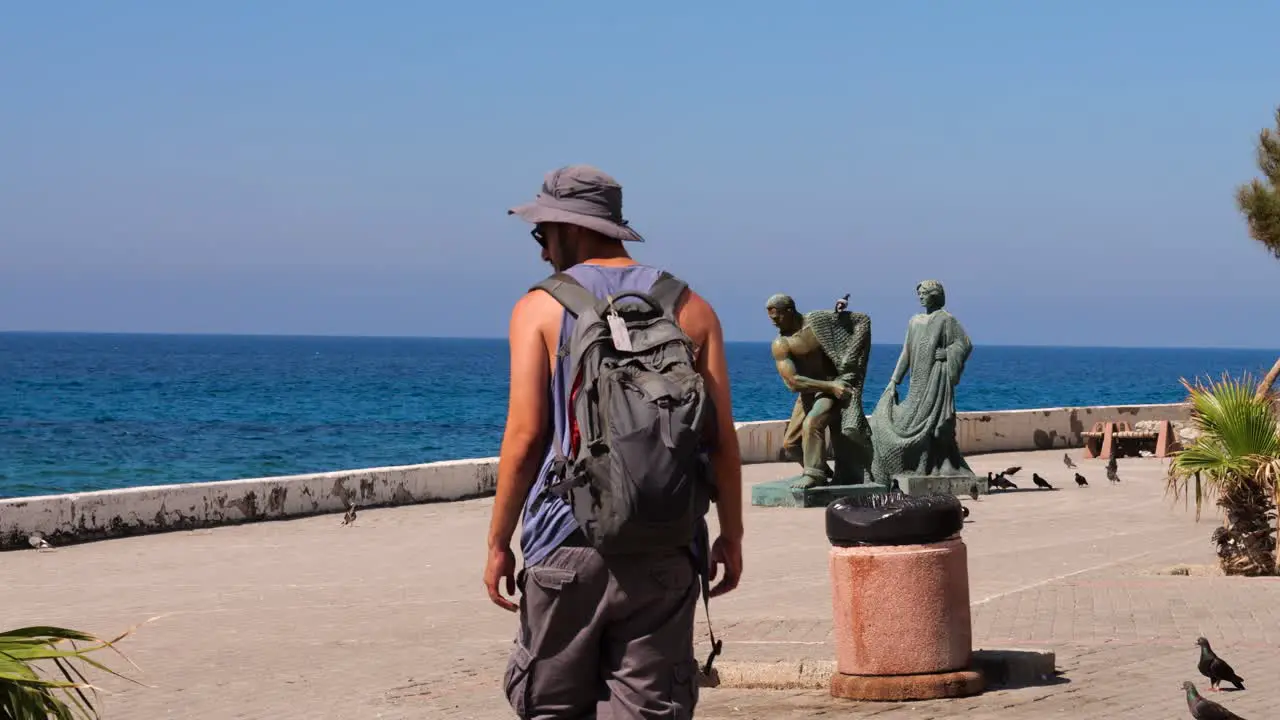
[510,289,564,367]
[770,334,790,358]
[674,287,721,350]
[509,288,561,330]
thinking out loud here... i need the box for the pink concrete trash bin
[827,534,984,700]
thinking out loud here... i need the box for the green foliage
[1236,106,1280,258]
[1167,372,1280,575]
[0,624,145,719]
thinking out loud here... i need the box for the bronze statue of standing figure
[767,293,873,489]
[868,280,975,486]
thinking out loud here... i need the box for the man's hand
[934,348,948,361]
[708,535,743,598]
[484,544,519,612]
[828,381,849,400]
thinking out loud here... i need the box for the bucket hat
[508,164,645,243]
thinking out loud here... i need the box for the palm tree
[1166,372,1280,576]
[0,624,144,719]
[1235,105,1280,397]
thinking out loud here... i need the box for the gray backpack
[532,270,713,555]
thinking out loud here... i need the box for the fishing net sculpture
[766,294,873,488]
[805,308,872,442]
[868,280,977,486]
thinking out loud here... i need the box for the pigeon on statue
[1032,473,1053,490]
[833,293,849,313]
[1063,453,1077,469]
[1074,473,1088,487]
[1196,637,1245,692]
[1183,681,1247,719]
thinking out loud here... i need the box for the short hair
[916,280,945,304]
[765,294,796,312]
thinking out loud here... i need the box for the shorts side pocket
[503,644,534,719]
[670,658,698,720]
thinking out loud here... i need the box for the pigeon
[834,293,849,313]
[1032,473,1053,490]
[1074,473,1089,487]
[341,501,358,526]
[986,472,999,491]
[1183,680,1247,719]
[1063,453,1077,469]
[1106,457,1120,484]
[1003,466,1022,476]
[27,532,54,551]
[968,483,980,501]
[995,473,1018,490]
[1196,637,1245,692]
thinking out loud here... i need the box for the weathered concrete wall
[1,459,497,551]
[956,402,1191,454]
[1,403,1191,549]
[736,402,1192,462]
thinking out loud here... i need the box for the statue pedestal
[751,479,885,508]
[828,537,983,701]
[893,473,985,497]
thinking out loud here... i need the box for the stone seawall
[1,402,1191,549]
[735,401,1192,462]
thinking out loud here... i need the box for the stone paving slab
[3,450,1279,718]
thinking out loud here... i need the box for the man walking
[484,165,744,718]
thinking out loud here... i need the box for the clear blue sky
[3,2,1279,347]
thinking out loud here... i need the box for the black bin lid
[826,491,964,547]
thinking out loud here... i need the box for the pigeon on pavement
[1183,681,1247,719]
[1196,637,1245,692]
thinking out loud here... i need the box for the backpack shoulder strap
[530,272,600,318]
[648,271,689,317]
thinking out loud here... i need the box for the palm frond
[1166,371,1280,574]
[0,621,152,719]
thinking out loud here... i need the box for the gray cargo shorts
[503,543,701,719]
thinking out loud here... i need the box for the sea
[2,332,1277,499]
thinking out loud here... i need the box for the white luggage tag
[605,296,634,352]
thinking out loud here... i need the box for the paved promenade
[5,450,1279,718]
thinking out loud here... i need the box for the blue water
[2,332,1277,498]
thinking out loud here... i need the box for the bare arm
[889,324,913,387]
[486,292,552,551]
[676,289,744,597]
[687,296,743,542]
[771,338,847,397]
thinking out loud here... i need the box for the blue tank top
[519,263,674,567]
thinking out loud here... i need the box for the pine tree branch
[1237,105,1280,256]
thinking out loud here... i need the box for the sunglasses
[531,227,546,248]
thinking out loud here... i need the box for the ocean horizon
[9,330,1280,352]
[3,332,1278,499]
